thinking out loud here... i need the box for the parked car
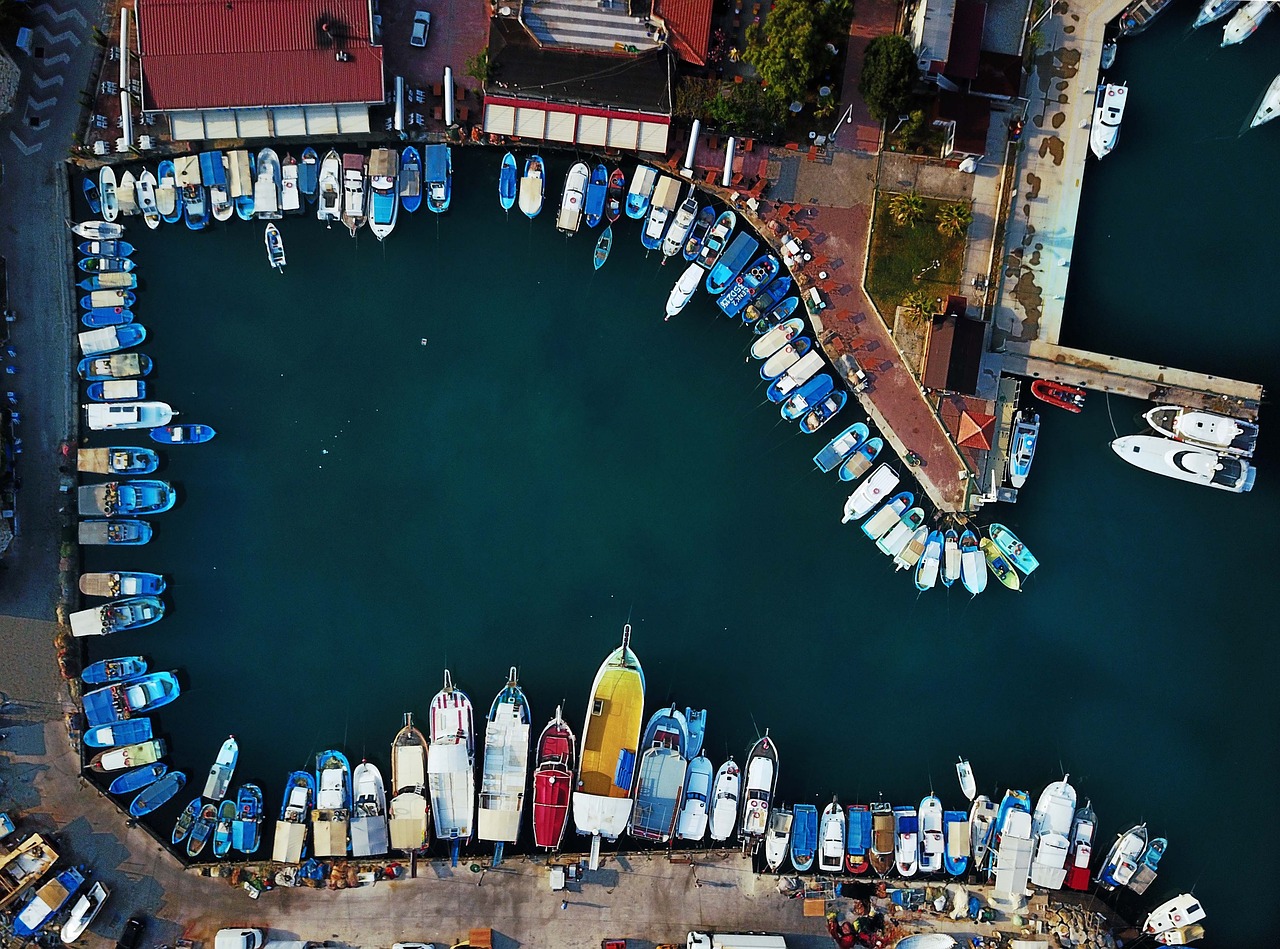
[409,10,431,47]
[215,930,264,949]
[116,917,145,949]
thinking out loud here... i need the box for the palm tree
[936,201,974,238]
[887,191,926,228]
[901,289,934,324]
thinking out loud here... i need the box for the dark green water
[83,22,1276,940]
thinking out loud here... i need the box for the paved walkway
[833,0,899,154]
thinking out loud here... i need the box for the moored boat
[78,239,134,257]
[862,490,912,541]
[498,152,518,212]
[838,437,884,483]
[78,256,136,274]
[869,801,894,875]
[232,783,265,855]
[943,810,970,876]
[942,529,961,587]
[69,596,165,638]
[72,220,124,240]
[1097,822,1146,889]
[980,537,1021,591]
[915,529,944,590]
[82,176,102,215]
[1222,0,1269,43]
[107,762,165,794]
[1031,379,1086,413]
[388,713,430,853]
[625,165,657,219]
[742,276,792,326]
[717,254,780,318]
[79,290,135,310]
[367,147,400,240]
[129,770,185,817]
[1111,433,1255,492]
[150,424,216,445]
[844,804,872,874]
[272,770,315,863]
[801,391,846,433]
[203,736,239,800]
[683,205,715,261]
[1008,411,1039,488]
[531,706,575,851]
[82,307,135,329]
[739,732,779,843]
[627,705,689,843]
[428,670,475,863]
[137,170,162,230]
[1118,0,1176,34]
[594,226,613,270]
[790,803,817,872]
[280,153,301,215]
[818,798,846,873]
[584,163,608,228]
[519,155,545,219]
[1144,405,1257,456]
[989,523,1039,574]
[212,798,236,857]
[1063,800,1097,890]
[706,232,759,294]
[264,223,286,272]
[175,155,208,229]
[399,146,422,213]
[751,317,805,360]
[90,740,166,774]
[875,500,921,548]
[708,758,739,842]
[424,144,452,212]
[780,373,832,418]
[340,152,368,234]
[116,171,138,219]
[893,805,919,876]
[1090,82,1128,159]
[765,806,794,871]
[766,350,824,402]
[969,794,997,868]
[661,192,699,257]
[252,148,282,221]
[696,210,737,271]
[79,355,150,382]
[664,261,703,319]
[77,519,152,546]
[312,749,353,858]
[299,147,319,203]
[477,668,532,861]
[229,150,254,220]
[99,167,119,222]
[1143,893,1206,936]
[60,879,108,944]
[76,446,159,476]
[77,480,175,516]
[201,151,232,221]
[317,149,341,225]
[893,525,929,573]
[83,719,153,749]
[1030,775,1076,889]
[675,754,713,843]
[641,175,681,249]
[761,338,812,381]
[81,654,149,683]
[1251,72,1280,128]
[814,421,869,473]
[1193,0,1238,26]
[959,529,986,595]
[606,167,626,222]
[557,161,589,236]
[843,464,899,521]
[919,795,945,874]
[157,160,180,224]
[187,802,217,858]
[350,761,389,858]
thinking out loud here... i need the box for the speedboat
[341,152,368,234]
[99,167,118,222]
[1097,823,1147,889]
[764,807,793,872]
[956,758,976,800]
[1064,800,1097,890]
[312,749,353,858]
[317,150,342,225]
[817,798,846,873]
[388,713,430,852]
[862,490,912,541]
[1031,379,1086,413]
[1144,894,1206,936]
[708,758,740,842]
[697,210,737,270]
[137,170,161,229]
[584,163,608,228]
[624,165,657,219]
[280,153,301,214]
[1030,775,1076,889]
[72,220,124,240]
[519,155,545,219]
[969,794,997,869]
[839,437,884,483]
[77,480,175,516]
[594,226,613,270]
[1144,405,1257,456]
[606,167,625,222]
[980,537,1021,591]
[252,148,281,221]
[739,733,779,842]
[498,152,518,212]
[1193,0,1238,26]
[893,806,919,877]
[477,668,532,861]
[187,803,217,858]
[814,421,869,473]
[675,754,713,843]
[752,318,805,360]
[299,147,319,204]
[60,880,108,944]
[351,761,390,858]
[81,654,149,683]
[129,770,185,817]
[790,803,817,872]
[661,193,699,257]
[557,161,589,235]
[428,669,475,864]
[424,144,452,212]
[1251,72,1280,128]
[683,205,715,260]
[232,783,264,855]
[271,770,315,863]
[367,147,400,240]
[532,707,576,850]
[1111,433,1255,492]
[1008,411,1039,487]
[264,223,286,272]
[14,868,84,938]
[915,529,943,591]
[69,596,165,638]
[76,445,159,476]
[211,798,236,858]
[203,735,239,800]
[989,523,1039,574]
[959,529,986,595]
[1222,0,1269,43]
[842,464,900,522]
[942,810,970,876]
[942,529,961,587]
[400,146,422,213]
[89,739,166,773]
[1090,82,1128,159]
[717,254,780,318]
[844,804,872,874]
[918,795,944,873]
[627,706,689,844]
[869,801,894,875]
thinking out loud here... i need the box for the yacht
[665,262,703,320]
[1251,72,1280,128]
[1192,0,1238,26]
[1111,433,1255,492]
[1090,82,1128,159]
[1144,405,1257,455]
[1222,0,1270,44]
[739,733,780,843]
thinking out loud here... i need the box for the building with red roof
[652,0,714,66]
[138,0,384,141]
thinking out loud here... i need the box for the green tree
[901,289,935,323]
[674,77,719,121]
[936,201,974,238]
[744,0,823,105]
[859,35,917,122]
[887,191,926,228]
[465,48,491,84]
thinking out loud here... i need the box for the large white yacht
[1090,82,1128,159]
[1221,0,1270,44]
[1143,405,1258,456]
[1111,434,1256,493]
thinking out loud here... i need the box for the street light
[829,103,854,144]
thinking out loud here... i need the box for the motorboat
[839,437,884,483]
[78,480,176,516]
[869,801,894,875]
[942,529,961,587]
[706,232,758,293]
[817,799,846,873]
[918,795,944,873]
[814,421,868,473]
[989,523,1039,574]
[1008,411,1039,487]
[752,318,806,360]
[77,520,152,546]
[685,708,706,758]
[351,761,390,858]
[992,789,1032,869]
[76,447,159,477]
[696,210,737,270]
[228,150,254,220]
[664,262,704,321]
[675,755,713,843]
[264,223,286,272]
[498,152,518,212]
[388,713,430,852]
[399,146,422,213]
[312,749,353,858]
[969,795,997,868]
[14,868,84,938]
[88,739,166,773]
[1144,405,1257,456]
[317,149,342,225]
[477,668,532,861]
[280,153,301,214]
[79,354,150,383]
[81,654,148,684]
[1030,775,1076,889]
[959,529,986,595]
[739,733,779,843]
[956,758,976,800]
[136,169,161,229]
[915,530,943,590]
[766,351,825,402]
[1155,925,1205,946]
[203,736,239,800]
[187,803,217,858]
[717,254,780,318]
[683,205,715,260]
[1097,823,1147,889]
[425,144,452,212]
[781,374,833,419]
[150,424,216,445]
[519,155,545,219]
[980,537,1021,591]
[628,706,689,844]
[557,161,589,235]
[844,804,872,874]
[211,798,236,858]
[893,526,931,573]
[584,163,608,228]
[1128,836,1167,894]
[1193,0,1238,26]
[174,155,207,229]
[252,148,281,221]
[72,220,124,240]
[1064,800,1097,890]
[708,758,740,842]
[1144,894,1206,936]
[842,464,900,522]
[862,491,912,541]
[594,226,613,270]
[99,167,118,222]
[129,770,185,817]
[299,147,319,203]
[200,151,232,221]
[801,390,848,435]
[368,147,400,240]
[428,670,475,864]
[661,192,699,257]
[156,160,180,224]
[1090,82,1128,159]
[1222,0,1269,43]
[271,770,315,863]
[606,167,625,222]
[60,880,108,944]
[624,165,657,219]
[790,803,817,872]
[641,175,681,249]
[1251,72,1280,127]
[893,806,919,876]
[84,719,152,749]
[942,810,970,876]
[69,596,165,638]
[764,806,793,872]
[232,783,264,855]
[1031,379,1086,413]
[532,706,575,850]
[1111,433,1255,492]
[340,152,368,234]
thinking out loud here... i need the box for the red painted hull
[1031,379,1086,413]
[531,716,575,850]
[1065,862,1092,890]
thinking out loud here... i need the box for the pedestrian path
[521,0,659,52]
[7,0,90,156]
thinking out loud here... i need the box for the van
[687,933,787,949]
[215,930,264,949]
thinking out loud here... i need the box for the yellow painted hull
[574,641,645,839]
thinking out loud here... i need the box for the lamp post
[829,103,854,145]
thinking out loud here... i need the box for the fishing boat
[641,176,681,249]
[85,377,146,401]
[340,153,368,234]
[69,596,165,638]
[115,171,138,218]
[959,529,986,595]
[919,795,945,874]
[90,740,166,774]
[83,719,153,749]
[801,391,847,434]
[843,464,900,522]
[498,152,518,212]
[839,437,884,483]
[1251,72,1280,127]
[814,422,869,473]
[708,758,740,842]
[519,155,545,219]
[1144,405,1257,456]
[82,655,148,684]
[77,446,159,476]
[203,736,239,800]
[428,670,475,863]
[989,523,1039,574]
[818,799,846,873]
[969,795,997,868]
[317,149,341,225]
[893,806,920,876]
[939,529,960,587]
[79,290,135,310]
[129,770,185,817]
[661,193,699,258]
[250,148,281,221]
[108,763,166,796]
[232,784,264,855]
[137,170,161,229]
[77,480,175,516]
[790,804,817,872]
[1097,823,1147,889]
[682,206,715,261]
[78,240,134,257]
[765,807,793,872]
[739,732,779,843]
[761,338,811,381]
[202,153,232,222]
[280,153,301,215]
[368,148,400,240]
[915,530,944,591]
[82,177,102,215]
[625,165,658,218]
[60,879,108,944]
[557,161,589,236]
[717,254,780,318]
[81,670,178,725]
[991,789,1032,870]
[869,801,895,875]
[72,221,124,240]
[77,272,136,291]
[531,707,575,851]
[478,668,531,862]
[81,308,134,329]
[1030,775,1076,889]
[574,625,645,864]
[351,761,390,857]
[844,805,872,874]
[78,256,136,274]
[696,210,737,271]
[13,867,84,938]
[424,144,452,213]
[1064,800,1097,890]
[779,373,832,418]
[399,146,422,213]
[77,520,152,546]
[175,155,208,229]
[766,351,824,402]
[1128,836,1167,894]
[979,537,1021,591]
[606,167,625,222]
[675,754,713,843]
[295,147,318,204]
[1090,82,1127,159]
[150,424,216,445]
[1143,894,1205,936]
[943,811,970,876]
[1111,433,1255,492]
[388,713,430,852]
[893,526,929,572]
[751,318,804,361]
[1193,0,1239,25]
[264,223,286,272]
[862,491,913,541]
[211,799,236,858]
[1031,379,1086,413]
[1008,412,1039,488]
[742,277,793,326]
[1222,0,1269,42]
[594,226,613,270]
[99,167,119,222]
[628,706,689,843]
[271,770,315,863]
[186,803,217,858]
[1118,0,1175,33]
[584,163,608,228]
[155,160,180,225]
[312,749,353,858]
[229,150,254,220]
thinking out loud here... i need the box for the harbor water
[82,22,1276,941]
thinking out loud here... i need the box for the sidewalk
[833,0,899,154]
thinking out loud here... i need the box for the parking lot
[379,0,491,108]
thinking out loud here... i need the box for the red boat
[531,707,576,850]
[1063,802,1097,890]
[1031,379,1086,413]
[605,168,626,223]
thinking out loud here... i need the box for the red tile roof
[138,0,384,111]
[654,0,713,66]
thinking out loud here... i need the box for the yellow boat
[573,624,645,860]
[979,537,1022,592]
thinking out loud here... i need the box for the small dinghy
[1031,379,1086,413]
[150,424,215,445]
[498,152,518,212]
[171,797,201,846]
[593,226,613,270]
[129,770,185,817]
[82,654,148,683]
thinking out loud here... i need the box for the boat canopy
[310,812,348,857]
[428,741,474,837]
[847,809,871,852]
[424,144,448,182]
[369,147,395,180]
[69,607,107,639]
[388,792,428,850]
[227,151,252,198]
[199,151,227,188]
[174,155,201,186]
[651,175,681,211]
[350,812,389,857]
[272,820,306,863]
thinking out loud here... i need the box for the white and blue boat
[751,317,805,359]
[1008,411,1040,488]
[814,422,869,473]
[594,226,613,270]
[696,209,736,270]
[80,291,135,310]
[477,668,532,864]
[264,222,286,271]
[400,146,422,213]
[204,736,239,800]
[756,291,800,332]
[766,350,824,402]
[232,150,255,220]
[425,144,452,212]
[78,239,134,257]
[84,718,153,749]
[233,783,265,855]
[150,424,216,445]
[254,148,282,220]
[989,523,1039,574]
[13,867,84,938]
[129,769,185,817]
[82,655,148,684]
[790,803,818,872]
[498,152,518,212]
[661,193,699,258]
[1098,823,1147,890]
[844,804,872,874]
[641,175,680,249]
[684,707,706,758]
[943,810,970,875]
[78,274,137,292]
[299,147,319,203]
[187,803,217,859]
[862,490,912,540]
[367,148,400,241]
[201,151,232,221]
[959,529,986,596]
[838,436,883,482]
[558,161,589,236]
[519,155,544,219]
[155,160,181,225]
[915,529,944,591]
[742,276,792,325]
[212,798,236,858]
[1193,0,1239,26]
[175,155,208,230]
[350,762,389,858]
[625,165,657,219]
[107,762,167,795]
[682,205,715,261]
[429,670,475,864]
[628,706,689,844]
[82,176,102,215]
[760,337,811,380]
[77,480,175,515]
[76,445,158,477]
[78,256,135,274]
[801,390,847,433]
[312,749,353,857]
[584,163,608,228]
[705,232,759,295]
[271,770,315,863]
[675,754,713,842]
[59,880,108,944]
[69,595,166,639]
[82,308,135,328]
[780,374,834,420]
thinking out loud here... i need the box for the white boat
[367,148,400,241]
[388,712,430,852]
[156,165,178,221]
[428,670,475,859]
[1193,0,1238,26]
[253,148,281,220]
[1222,0,1269,43]
[894,806,919,877]
[73,220,124,240]
[1090,82,1128,159]
[675,754,713,842]
[115,171,138,217]
[842,464,899,522]
[227,150,253,205]
[99,167,119,222]
[956,758,976,801]
[1144,894,1206,936]
[477,668,532,857]
[264,224,286,273]
[1144,405,1257,456]
[1008,410,1039,488]
[665,262,703,320]
[661,193,699,258]
[272,773,313,863]
[643,176,682,248]
[312,751,351,858]
[969,794,997,868]
[281,155,301,214]
[943,532,962,586]
[84,402,174,431]
[136,170,161,230]
[1029,775,1076,889]
[556,161,589,235]
[879,507,924,555]
[350,761,389,857]
[1098,822,1147,889]
[59,881,108,944]
[78,325,140,357]
[738,734,779,841]
[317,150,342,225]
[960,532,987,595]
[1155,925,1205,946]
[203,736,238,800]
[341,153,368,235]
[752,320,803,359]
[764,807,793,871]
[918,795,944,873]
[1251,72,1280,128]
[817,799,846,873]
[1111,433,1255,492]
[770,350,824,401]
[207,154,234,221]
[707,758,740,842]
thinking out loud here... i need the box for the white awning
[637,120,669,154]
[477,809,521,843]
[273,106,307,136]
[272,821,307,863]
[304,107,339,135]
[202,111,238,139]
[335,103,370,133]
[545,110,576,142]
[484,103,516,135]
[514,107,544,138]
[607,118,640,149]
[235,109,271,138]
[168,112,204,141]
[578,113,607,146]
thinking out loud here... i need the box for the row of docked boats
[1120,0,1269,45]
[8,864,111,945]
[1111,405,1258,493]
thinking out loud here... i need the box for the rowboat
[78,257,135,273]
[979,537,1021,591]
[498,152,518,212]
[82,654,148,684]
[78,324,145,357]
[605,167,625,222]
[683,205,715,260]
[766,350,824,402]
[959,529,986,595]
[400,147,422,213]
[532,706,575,851]
[203,736,239,800]
[696,210,737,271]
[83,719,153,749]
[862,491,912,541]
[90,740,166,774]
[187,803,217,858]
[129,770,185,817]
[584,163,608,228]
[760,338,811,380]
[780,374,833,420]
[232,783,265,855]
[845,804,872,874]
[519,155,545,219]
[388,713,430,852]
[99,167,119,222]
[150,424,215,445]
[742,276,793,326]
[838,437,883,483]
[625,165,657,219]
[212,798,235,856]
[77,273,136,291]
[988,523,1039,574]
[594,226,613,270]
[716,254,780,318]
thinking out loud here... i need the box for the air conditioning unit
[92,140,109,156]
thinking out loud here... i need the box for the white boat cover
[428,740,475,840]
[281,163,301,212]
[571,791,633,841]
[517,176,542,215]
[69,606,107,638]
[310,811,349,857]
[388,790,428,851]
[650,175,681,212]
[271,820,306,863]
[99,380,141,400]
[556,163,588,233]
[477,710,530,844]
[627,165,657,202]
[992,833,1035,905]
[79,327,124,356]
[174,155,201,186]
[228,151,252,198]
[84,403,174,431]
[350,811,389,857]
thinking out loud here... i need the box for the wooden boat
[272,770,315,863]
[877,505,925,555]
[428,670,475,864]
[761,338,811,380]
[60,879,109,944]
[532,706,575,851]
[708,758,740,842]
[790,803,817,871]
[739,732,779,843]
[943,810,970,876]
[780,373,832,420]
[717,254,780,318]
[232,783,264,855]
[83,719,153,749]
[627,706,689,844]
[82,309,133,331]
[87,379,145,402]
[115,171,138,218]
[77,273,136,291]
[477,668,531,862]
[299,147,319,203]
[742,277,793,326]
[388,713,430,852]
[801,391,847,433]
[80,290,135,310]
[605,167,625,222]
[78,256,136,273]
[838,437,883,483]
[764,806,793,871]
[72,221,124,240]
[252,148,281,221]
[498,151,518,212]
[557,161,589,235]
[696,210,737,271]
[988,523,1039,574]
[91,740,166,774]
[593,226,613,270]
[186,803,217,858]
[424,144,452,213]
[312,749,353,858]
[893,805,919,876]
[129,770,185,817]
[869,801,894,875]
[367,148,399,240]
[661,193,699,257]
[279,153,301,215]
[156,160,181,224]
[664,262,703,320]
[78,324,145,357]
[77,446,159,476]
[519,155,544,219]
[624,165,657,219]
[683,205,715,261]
[317,149,341,224]
[78,240,134,257]
[172,797,199,845]
[915,529,944,590]
[150,424,215,445]
[959,529,986,595]
[979,537,1021,591]
[83,400,171,431]
[77,519,152,546]
[844,804,872,874]
[751,317,804,360]
[399,146,422,213]
[82,176,102,215]
[818,798,846,873]
[351,761,389,858]
[675,754,713,843]
[942,529,961,587]
[862,490,912,540]
[69,595,165,637]
[264,223,286,272]
[584,163,608,228]
[203,736,239,800]
[814,421,868,473]
[78,353,151,380]
[99,167,119,222]
[340,152,367,234]
[82,655,148,684]
[1031,379,1085,413]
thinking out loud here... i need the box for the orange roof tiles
[655,0,713,65]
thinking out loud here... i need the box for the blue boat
[80,324,146,356]
[519,155,544,219]
[108,762,167,795]
[79,448,161,478]
[682,206,716,261]
[498,152,517,212]
[86,380,146,402]
[171,797,202,845]
[801,390,847,434]
[130,770,185,817]
[232,783,264,854]
[742,276,792,325]
[814,422,869,473]
[275,770,316,862]
[299,147,319,203]
[625,165,657,219]
[790,803,818,871]
[82,670,180,726]
[200,150,232,220]
[1140,836,1166,873]
[157,160,183,225]
[780,374,834,420]
[235,152,256,220]
[178,154,209,231]
[82,655,148,685]
[150,424,215,445]
[78,274,137,291]
[82,308,135,328]
[400,146,423,213]
[187,802,217,858]
[861,491,913,539]
[684,707,707,758]
[942,810,970,875]
[212,798,236,858]
[83,177,102,215]
[78,256,136,273]
[705,233,760,295]
[78,519,152,546]
[584,163,608,228]
[627,706,689,843]
[717,254,780,318]
[71,594,165,638]
[753,296,801,335]
[80,291,135,310]
[844,804,872,873]
[1008,411,1040,488]
[80,570,164,598]
[424,144,451,213]
[593,226,612,270]
[12,867,84,938]
[838,436,884,482]
[79,481,175,516]
[78,353,152,380]
[988,523,1040,575]
[84,718,153,748]
[78,240,134,257]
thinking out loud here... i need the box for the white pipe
[117,7,128,90]
[444,67,454,126]
[683,119,700,172]
[394,75,405,134]
[119,92,133,150]
[722,136,736,187]
[117,8,132,151]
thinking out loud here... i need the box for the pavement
[832,0,898,155]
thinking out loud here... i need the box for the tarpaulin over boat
[310,812,348,858]
[350,810,388,857]
[272,821,307,864]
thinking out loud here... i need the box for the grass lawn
[865,195,966,322]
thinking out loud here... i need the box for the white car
[409,10,431,47]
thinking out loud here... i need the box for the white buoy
[444,66,454,126]
[683,120,700,173]
[722,137,737,188]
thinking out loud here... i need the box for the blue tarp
[847,807,871,853]
[82,686,123,726]
[199,151,227,188]
[613,748,635,791]
[424,145,448,182]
